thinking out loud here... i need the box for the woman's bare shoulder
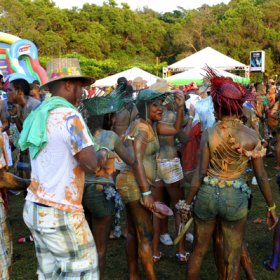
[239,125,260,148]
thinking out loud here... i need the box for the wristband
[268,203,276,212]
[141,190,152,196]
[189,115,194,120]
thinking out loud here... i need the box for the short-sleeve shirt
[25,107,93,213]
[23,96,41,120]
[194,96,215,130]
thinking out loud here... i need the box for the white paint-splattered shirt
[25,107,93,213]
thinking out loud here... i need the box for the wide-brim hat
[42,58,94,88]
[149,80,171,93]
[7,73,35,84]
[136,89,167,104]
[83,84,129,116]
[132,77,144,84]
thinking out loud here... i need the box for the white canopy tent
[94,67,161,87]
[168,47,247,73]
[165,67,250,86]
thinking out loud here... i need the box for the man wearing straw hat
[19,58,99,279]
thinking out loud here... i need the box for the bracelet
[189,115,194,120]
[141,190,152,196]
[268,203,276,212]
[175,200,192,211]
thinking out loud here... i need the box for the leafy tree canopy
[0,0,279,79]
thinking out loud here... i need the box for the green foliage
[0,0,279,79]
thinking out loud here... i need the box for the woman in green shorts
[182,68,278,280]
[82,93,133,280]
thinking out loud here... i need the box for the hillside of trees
[0,0,279,80]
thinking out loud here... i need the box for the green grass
[8,157,280,279]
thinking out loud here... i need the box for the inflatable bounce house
[0,32,47,85]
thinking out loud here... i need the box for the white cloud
[53,0,230,13]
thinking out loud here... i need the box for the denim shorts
[194,183,248,221]
[83,183,115,218]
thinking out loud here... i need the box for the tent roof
[94,67,161,87]
[168,47,246,72]
[165,67,250,85]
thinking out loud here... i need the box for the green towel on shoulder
[19,96,98,159]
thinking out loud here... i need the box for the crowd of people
[0,58,279,279]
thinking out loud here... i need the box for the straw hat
[149,80,170,93]
[132,77,144,90]
[42,58,94,88]
[132,77,144,84]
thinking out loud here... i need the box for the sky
[53,0,231,13]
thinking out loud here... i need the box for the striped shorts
[23,200,99,280]
[157,157,184,184]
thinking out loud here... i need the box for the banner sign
[250,50,265,72]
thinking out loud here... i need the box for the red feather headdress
[204,66,254,118]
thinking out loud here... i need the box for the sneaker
[153,252,163,263]
[160,233,173,246]
[186,233,194,243]
[251,176,258,185]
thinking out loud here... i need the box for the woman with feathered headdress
[180,67,278,279]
